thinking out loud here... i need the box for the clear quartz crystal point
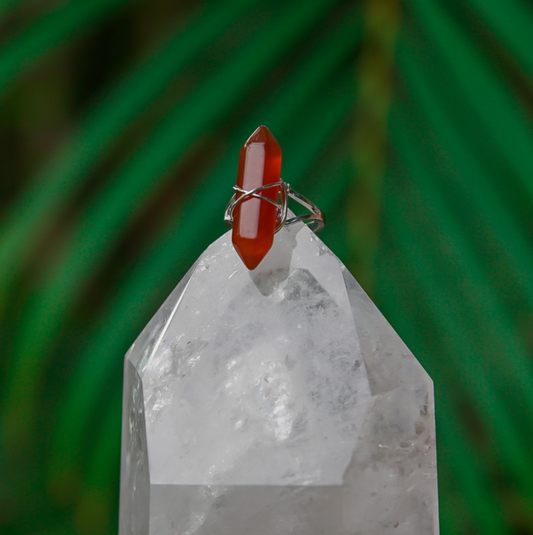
[119,221,438,535]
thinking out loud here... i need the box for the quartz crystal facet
[119,221,439,535]
[232,125,282,270]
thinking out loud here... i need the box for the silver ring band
[224,180,325,233]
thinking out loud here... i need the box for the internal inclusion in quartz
[119,221,439,535]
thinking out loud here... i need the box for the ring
[224,180,325,233]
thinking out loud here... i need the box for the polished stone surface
[119,221,438,534]
[232,125,282,270]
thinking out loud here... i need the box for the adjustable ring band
[224,180,325,233]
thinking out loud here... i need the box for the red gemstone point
[232,126,282,270]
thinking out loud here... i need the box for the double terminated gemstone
[232,125,282,270]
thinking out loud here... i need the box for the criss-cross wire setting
[224,180,325,233]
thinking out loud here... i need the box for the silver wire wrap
[224,180,325,233]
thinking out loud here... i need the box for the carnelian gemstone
[232,126,282,270]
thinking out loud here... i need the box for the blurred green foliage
[0,0,532,533]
